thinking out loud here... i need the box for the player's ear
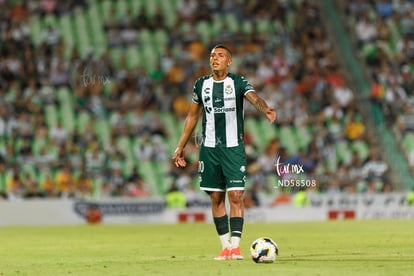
[227,58,232,67]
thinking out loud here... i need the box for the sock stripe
[230,217,244,238]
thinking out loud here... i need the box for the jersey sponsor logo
[213,106,236,113]
[204,87,211,94]
[214,98,222,103]
[224,97,235,101]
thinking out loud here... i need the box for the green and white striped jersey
[192,73,255,148]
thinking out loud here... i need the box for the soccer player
[172,45,276,260]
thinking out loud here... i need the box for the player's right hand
[172,147,187,167]
[266,107,277,124]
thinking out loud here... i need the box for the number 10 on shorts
[198,161,204,173]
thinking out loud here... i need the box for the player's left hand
[266,107,277,124]
[172,147,187,168]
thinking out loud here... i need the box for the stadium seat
[110,47,123,69]
[116,135,133,160]
[210,14,223,37]
[279,125,298,155]
[93,118,111,147]
[76,111,91,134]
[295,125,312,150]
[258,119,278,145]
[285,10,296,31]
[123,158,135,178]
[87,2,107,55]
[402,132,414,155]
[335,140,352,164]
[386,19,401,54]
[1,171,13,193]
[28,15,42,46]
[196,20,212,45]
[56,87,72,127]
[138,29,152,46]
[159,112,179,145]
[0,137,4,152]
[138,160,158,195]
[245,118,264,151]
[57,87,73,105]
[141,44,158,72]
[224,13,239,33]
[115,0,128,19]
[151,160,170,195]
[256,18,272,34]
[142,0,157,17]
[159,0,175,28]
[100,0,113,19]
[45,104,58,129]
[126,46,141,69]
[351,139,369,161]
[73,7,92,57]
[21,164,38,181]
[128,0,143,16]
[32,137,47,156]
[242,20,253,35]
[42,14,58,29]
[153,29,169,55]
[59,15,75,58]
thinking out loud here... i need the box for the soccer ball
[250,237,279,263]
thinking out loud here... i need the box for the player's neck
[212,70,228,81]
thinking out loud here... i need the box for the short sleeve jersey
[192,73,255,148]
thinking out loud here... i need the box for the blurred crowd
[0,0,394,203]
[343,0,414,168]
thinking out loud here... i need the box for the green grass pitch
[0,220,413,275]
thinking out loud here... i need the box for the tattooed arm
[245,92,277,123]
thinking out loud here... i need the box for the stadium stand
[338,0,414,179]
[0,0,405,202]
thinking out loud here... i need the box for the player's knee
[228,190,244,204]
[210,192,226,205]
